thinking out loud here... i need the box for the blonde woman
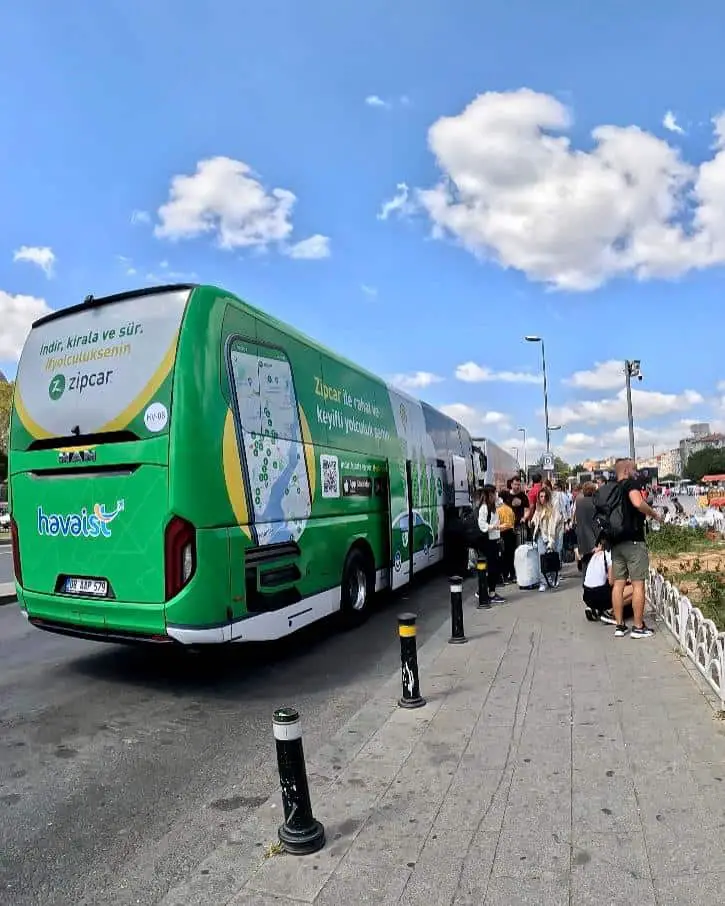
[531,486,564,591]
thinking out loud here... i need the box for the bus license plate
[64,577,108,597]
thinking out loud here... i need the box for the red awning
[702,474,725,483]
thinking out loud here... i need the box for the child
[497,490,517,583]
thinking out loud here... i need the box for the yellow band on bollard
[399,625,417,638]
[476,562,487,571]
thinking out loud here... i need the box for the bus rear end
[9,285,193,643]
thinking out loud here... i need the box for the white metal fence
[647,570,725,708]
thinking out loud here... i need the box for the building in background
[679,423,725,470]
[658,448,682,477]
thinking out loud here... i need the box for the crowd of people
[462,458,662,639]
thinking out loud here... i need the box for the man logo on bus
[37,500,125,538]
[48,373,66,401]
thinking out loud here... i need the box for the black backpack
[462,503,486,546]
[593,479,628,545]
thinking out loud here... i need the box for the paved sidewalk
[162,571,725,906]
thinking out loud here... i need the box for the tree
[661,473,680,483]
[683,448,725,483]
[0,380,13,454]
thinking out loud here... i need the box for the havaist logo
[37,500,125,538]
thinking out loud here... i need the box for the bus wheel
[340,548,373,628]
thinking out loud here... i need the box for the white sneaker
[538,582,547,593]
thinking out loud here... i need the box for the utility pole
[517,427,527,481]
[524,336,551,452]
[624,360,641,462]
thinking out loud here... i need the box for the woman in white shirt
[531,486,564,592]
[477,485,506,604]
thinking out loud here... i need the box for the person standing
[574,481,599,582]
[507,476,527,546]
[531,486,564,592]
[603,458,664,638]
[524,472,543,534]
[497,490,517,583]
[477,485,506,604]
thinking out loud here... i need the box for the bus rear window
[12,288,190,444]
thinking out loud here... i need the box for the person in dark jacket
[573,481,598,583]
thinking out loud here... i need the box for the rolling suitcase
[514,543,540,590]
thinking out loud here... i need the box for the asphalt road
[0,572,455,906]
[0,546,13,586]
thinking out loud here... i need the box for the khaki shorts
[611,540,649,583]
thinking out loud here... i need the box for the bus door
[388,458,414,590]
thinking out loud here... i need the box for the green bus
[8,284,479,645]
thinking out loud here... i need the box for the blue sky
[2,0,724,463]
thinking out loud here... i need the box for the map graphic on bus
[229,341,312,545]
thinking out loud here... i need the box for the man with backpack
[593,458,664,639]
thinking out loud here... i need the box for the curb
[0,582,17,606]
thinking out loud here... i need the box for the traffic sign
[541,453,555,471]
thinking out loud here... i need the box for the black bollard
[273,707,326,855]
[448,576,467,644]
[397,613,426,709]
[476,556,491,609]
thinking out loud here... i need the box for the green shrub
[648,524,706,557]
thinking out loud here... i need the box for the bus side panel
[162,290,244,632]
[222,315,398,623]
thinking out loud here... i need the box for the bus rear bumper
[27,616,177,646]
[20,590,173,645]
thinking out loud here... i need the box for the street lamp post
[517,427,527,480]
[548,426,562,474]
[525,336,551,452]
[624,360,641,462]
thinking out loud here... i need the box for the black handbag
[540,550,561,586]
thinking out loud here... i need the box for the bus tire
[339,547,374,628]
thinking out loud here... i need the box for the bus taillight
[10,516,22,585]
[164,516,196,600]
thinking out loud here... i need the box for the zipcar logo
[37,500,125,538]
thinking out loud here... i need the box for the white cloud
[388,371,444,391]
[0,290,52,359]
[717,380,725,392]
[663,111,685,135]
[455,361,541,384]
[365,95,390,109]
[13,246,55,278]
[361,284,378,297]
[386,89,725,290]
[145,269,198,282]
[131,209,151,225]
[549,387,704,425]
[155,157,327,257]
[117,255,137,276]
[378,183,412,221]
[440,403,511,435]
[565,360,625,391]
[499,432,545,455]
[283,234,331,260]
[560,432,598,452]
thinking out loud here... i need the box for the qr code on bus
[320,454,340,498]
